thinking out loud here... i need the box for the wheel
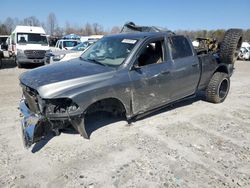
[0,58,2,69]
[0,51,3,68]
[15,58,23,68]
[206,72,230,103]
[17,62,23,68]
[220,29,243,64]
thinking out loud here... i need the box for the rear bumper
[19,99,42,148]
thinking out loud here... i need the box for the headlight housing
[53,54,66,61]
[44,98,79,116]
[17,49,24,56]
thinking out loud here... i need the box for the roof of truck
[106,31,175,40]
[13,26,46,34]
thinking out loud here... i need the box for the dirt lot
[0,60,250,187]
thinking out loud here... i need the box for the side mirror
[133,64,141,70]
[131,62,141,71]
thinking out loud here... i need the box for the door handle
[153,70,170,78]
[161,70,170,75]
[192,63,198,67]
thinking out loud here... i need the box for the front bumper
[19,99,89,149]
[19,99,43,148]
[16,56,45,64]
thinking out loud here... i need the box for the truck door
[168,36,200,100]
[129,38,172,114]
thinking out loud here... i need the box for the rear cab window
[169,36,193,59]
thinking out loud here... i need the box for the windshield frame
[80,36,140,67]
[17,33,48,45]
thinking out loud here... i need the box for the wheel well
[85,98,126,117]
[215,65,228,74]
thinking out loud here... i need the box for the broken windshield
[80,37,138,66]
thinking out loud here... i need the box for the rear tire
[206,72,230,103]
[220,29,243,64]
[0,58,2,69]
[15,58,23,68]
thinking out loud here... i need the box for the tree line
[0,13,250,42]
[0,13,121,37]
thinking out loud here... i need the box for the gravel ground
[0,60,250,188]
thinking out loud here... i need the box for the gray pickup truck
[19,24,243,148]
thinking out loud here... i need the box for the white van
[8,26,50,67]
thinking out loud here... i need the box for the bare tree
[23,16,40,26]
[4,17,15,33]
[244,29,250,42]
[47,13,57,36]
[65,21,76,35]
[54,26,64,37]
[92,23,103,35]
[83,23,93,35]
[110,26,121,34]
[0,24,8,35]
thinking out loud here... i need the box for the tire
[0,58,2,69]
[17,62,23,68]
[0,51,3,68]
[206,72,230,103]
[220,29,243,64]
[15,57,23,68]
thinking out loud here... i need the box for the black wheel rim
[219,78,229,99]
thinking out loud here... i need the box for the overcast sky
[0,0,249,30]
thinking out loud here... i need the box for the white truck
[53,39,79,50]
[7,26,50,68]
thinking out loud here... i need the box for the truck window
[63,41,78,48]
[58,41,62,49]
[137,40,164,67]
[169,36,193,59]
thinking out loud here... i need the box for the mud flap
[71,117,89,139]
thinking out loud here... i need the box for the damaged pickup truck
[19,22,243,148]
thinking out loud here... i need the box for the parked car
[19,23,242,148]
[45,40,97,64]
[7,26,50,68]
[238,47,250,60]
[53,39,80,50]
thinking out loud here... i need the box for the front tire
[206,72,230,103]
[15,58,23,68]
[0,58,2,69]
